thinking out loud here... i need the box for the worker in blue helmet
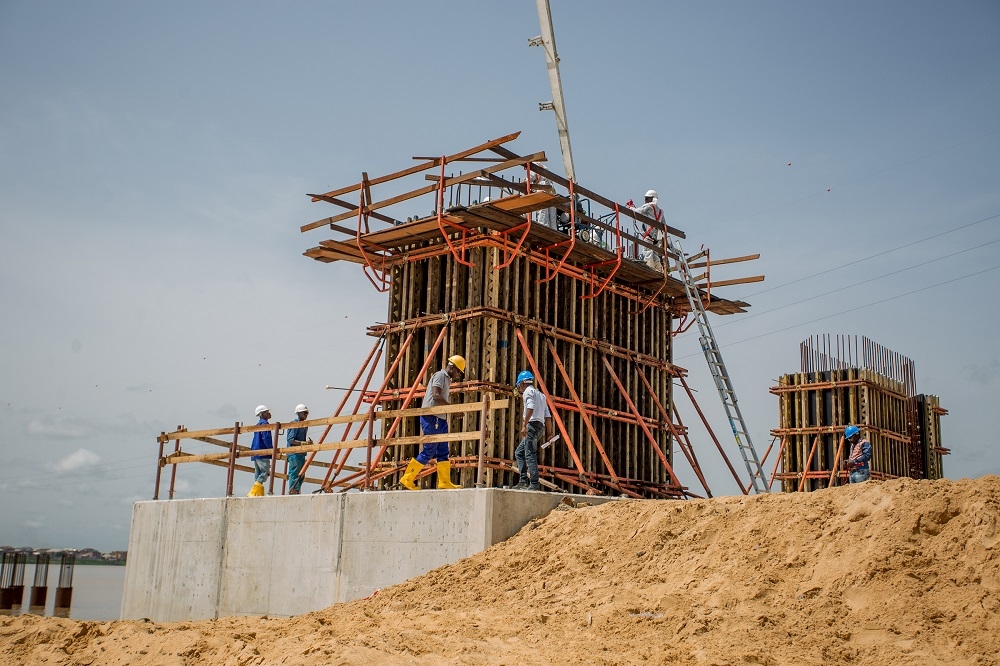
[844,425,872,483]
[514,370,552,491]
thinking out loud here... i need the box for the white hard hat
[645,190,658,199]
[295,404,308,413]
[254,405,269,416]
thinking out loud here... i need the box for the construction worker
[845,425,872,483]
[628,189,666,272]
[514,370,552,491]
[530,172,558,229]
[248,405,272,496]
[285,404,310,495]
[399,355,467,490]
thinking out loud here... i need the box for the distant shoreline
[19,557,125,566]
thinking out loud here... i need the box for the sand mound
[3,476,998,665]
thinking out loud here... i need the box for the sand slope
[2,476,998,665]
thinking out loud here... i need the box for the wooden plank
[166,430,486,464]
[164,399,508,440]
[311,131,521,201]
[707,275,765,288]
[688,253,760,269]
[306,193,398,228]
[301,152,546,232]
[489,144,686,239]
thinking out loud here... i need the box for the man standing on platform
[285,404,310,495]
[248,405,272,496]
[845,425,872,483]
[628,189,666,272]
[399,355,467,490]
[514,370,552,491]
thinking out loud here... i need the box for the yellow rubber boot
[436,460,461,489]
[399,458,423,490]
[247,482,265,497]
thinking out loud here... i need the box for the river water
[0,564,125,622]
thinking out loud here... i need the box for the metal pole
[531,0,576,181]
[226,422,240,497]
[153,434,165,500]
[476,395,490,488]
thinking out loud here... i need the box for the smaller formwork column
[54,550,76,617]
[29,550,51,611]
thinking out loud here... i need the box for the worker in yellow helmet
[399,354,466,490]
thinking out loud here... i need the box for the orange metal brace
[512,328,588,479]
[300,336,384,479]
[580,203,623,300]
[435,158,475,268]
[798,436,821,492]
[633,364,712,497]
[318,342,390,491]
[676,375,749,495]
[769,438,787,489]
[672,311,697,336]
[492,220,533,270]
[828,435,847,487]
[600,355,681,488]
[544,339,638,497]
[539,179,577,283]
[354,185,390,292]
[354,323,452,489]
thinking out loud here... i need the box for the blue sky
[1,1,998,551]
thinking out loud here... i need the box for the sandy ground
[2,476,998,665]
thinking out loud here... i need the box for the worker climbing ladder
[670,238,771,494]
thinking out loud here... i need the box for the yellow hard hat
[448,355,466,373]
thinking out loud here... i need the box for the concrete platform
[120,488,615,622]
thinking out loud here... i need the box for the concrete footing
[121,488,614,622]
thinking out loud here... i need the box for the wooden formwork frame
[770,345,948,491]
[151,134,768,501]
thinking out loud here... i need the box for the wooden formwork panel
[377,249,675,496]
[773,370,945,491]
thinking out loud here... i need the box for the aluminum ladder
[669,237,771,493]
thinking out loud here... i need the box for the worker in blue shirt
[844,425,872,483]
[285,404,311,495]
[248,405,272,496]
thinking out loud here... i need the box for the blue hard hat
[516,370,534,386]
[844,425,860,439]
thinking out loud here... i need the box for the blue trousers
[515,421,544,485]
[416,415,450,464]
[849,467,871,484]
[253,458,270,484]
[287,453,305,493]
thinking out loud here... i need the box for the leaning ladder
[669,237,771,493]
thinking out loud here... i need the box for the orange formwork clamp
[435,158,475,268]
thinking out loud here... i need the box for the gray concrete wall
[121,489,611,622]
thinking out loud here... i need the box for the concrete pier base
[121,488,613,622]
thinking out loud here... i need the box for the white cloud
[26,418,87,439]
[51,448,101,472]
[22,517,45,529]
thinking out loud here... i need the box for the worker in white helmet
[248,405,272,496]
[530,172,558,230]
[628,189,666,273]
[285,404,311,494]
[399,355,467,491]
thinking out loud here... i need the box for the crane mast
[530,0,576,182]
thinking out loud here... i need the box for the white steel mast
[530,0,576,182]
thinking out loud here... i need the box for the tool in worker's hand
[625,198,634,208]
[541,434,560,450]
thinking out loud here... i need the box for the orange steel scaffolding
[153,133,767,500]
